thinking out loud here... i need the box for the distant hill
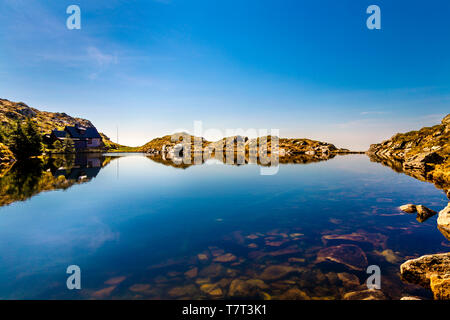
[368,114,450,188]
[139,133,352,158]
[0,98,123,151]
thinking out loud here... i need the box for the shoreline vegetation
[0,97,449,300]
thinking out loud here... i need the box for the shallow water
[0,153,448,299]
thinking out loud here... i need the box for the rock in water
[259,265,299,281]
[400,204,417,213]
[228,279,268,299]
[279,288,310,300]
[400,252,450,300]
[343,289,386,300]
[437,203,450,241]
[316,244,368,271]
[416,205,437,223]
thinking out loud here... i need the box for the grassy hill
[0,98,125,151]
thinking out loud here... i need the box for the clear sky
[1,0,449,150]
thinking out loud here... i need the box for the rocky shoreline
[368,114,450,189]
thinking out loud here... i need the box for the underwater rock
[200,284,223,297]
[343,289,387,300]
[316,244,368,271]
[337,272,360,288]
[259,265,300,281]
[129,284,151,293]
[228,279,268,298]
[197,254,209,261]
[437,203,450,241]
[279,288,310,300]
[265,240,286,247]
[400,204,417,213]
[400,252,450,300]
[374,249,401,264]
[288,257,306,264]
[185,267,198,279]
[199,264,225,279]
[104,276,126,285]
[416,205,437,222]
[213,253,237,263]
[92,286,116,298]
[322,232,387,250]
[168,284,198,298]
[268,245,302,257]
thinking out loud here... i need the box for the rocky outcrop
[437,203,450,241]
[400,252,450,300]
[368,114,450,188]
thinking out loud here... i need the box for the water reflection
[0,153,119,207]
[0,153,337,206]
[146,152,337,169]
[0,153,447,300]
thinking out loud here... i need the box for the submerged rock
[104,276,126,285]
[321,232,387,250]
[228,279,268,299]
[129,284,151,293]
[316,245,368,271]
[168,284,198,298]
[279,288,310,300]
[400,252,450,300]
[343,289,387,300]
[92,285,117,298]
[400,204,417,213]
[259,265,300,281]
[374,249,401,264]
[437,203,450,241]
[185,267,198,279]
[337,272,360,288]
[400,296,421,300]
[213,253,237,263]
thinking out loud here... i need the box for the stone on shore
[400,252,450,300]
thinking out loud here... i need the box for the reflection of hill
[0,154,119,207]
[146,152,337,169]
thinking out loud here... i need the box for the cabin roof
[64,125,102,139]
[52,130,67,138]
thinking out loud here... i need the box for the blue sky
[0,0,449,149]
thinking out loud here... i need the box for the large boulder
[437,203,450,241]
[400,252,450,300]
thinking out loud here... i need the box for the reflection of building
[50,124,102,151]
[52,154,102,181]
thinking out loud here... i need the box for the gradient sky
[1,0,449,149]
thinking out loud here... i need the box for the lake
[0,153,448,299]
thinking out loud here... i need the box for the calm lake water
[0,153,448,300]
